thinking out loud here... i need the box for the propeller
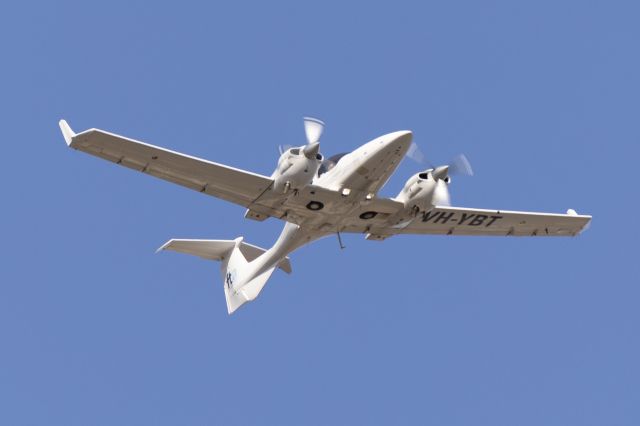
[407,142,474,176]
[303,117,324,145]
[407,141,474,207]
[279,117,325,158]
[406,142,429,166]
[433,178,451,206]
[429,160,466,207]
[449,154,474,176]
[302,116,324,159]
[428,156,472,207]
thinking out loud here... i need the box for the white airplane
[59,118,591,314]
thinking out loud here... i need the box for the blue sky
[1,1,638,424]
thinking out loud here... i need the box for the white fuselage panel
[315,131,412,195]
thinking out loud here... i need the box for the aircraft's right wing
[366,205,591,239]
[60,120,275,211]
[59,120,396,225]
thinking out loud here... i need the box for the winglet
[59,119,75,146]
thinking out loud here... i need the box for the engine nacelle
[271,146,323,193]
[395,170,445,212]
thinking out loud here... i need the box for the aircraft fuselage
[243,131,413,283]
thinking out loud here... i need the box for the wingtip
[59,119,75,146]
[155,239,173,253]
[579,216,592,234]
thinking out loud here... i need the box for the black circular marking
[359,211,378,220]
[306,201,324,211]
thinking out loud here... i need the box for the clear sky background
[1,1,638,425]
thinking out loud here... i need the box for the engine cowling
[271,144,323,193]
[396,170,450,212]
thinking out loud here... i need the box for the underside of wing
[369,206,592,238]
[60,120,274,210]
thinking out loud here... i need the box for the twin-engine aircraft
[59,118,591,314]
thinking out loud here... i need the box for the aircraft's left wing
[366,206,591,239]
[60,120,274,210]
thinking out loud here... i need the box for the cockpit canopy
[317,152,348,177]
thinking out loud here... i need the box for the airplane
[59,118,591,314]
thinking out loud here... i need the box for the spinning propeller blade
[450,154,474,176]
[406,142,428,165]
[406,141,473,177]
[278,117,325,157]
[433,179,451,206]
[303,117,325,145]
[302,117,324,159]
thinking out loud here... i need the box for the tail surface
[221,241,277,314]
[157,237,291,314]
